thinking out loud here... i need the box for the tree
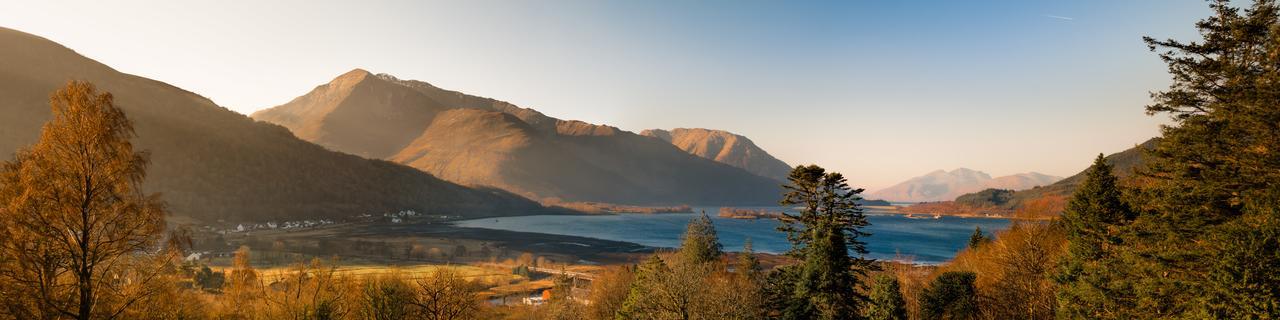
[1125,0,1280,316]
[194,266,226,291]
[221,246,262,318]
[918,271,977,320]
[966,227,990,250]
[678,212,723,265]
[736,239,762,282]
[774,165,875,319]
[412,268,484,320]
[264,258,348,319]
[1200,190,1280,316]
[864,274,907,320]
[586,266,633,320]
[616,254,672,319]
[356,274,415,320]
[1055,154,1135,319]
[0,81,166,320]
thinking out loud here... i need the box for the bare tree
[411,268,483,320]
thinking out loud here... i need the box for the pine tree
[918,271,977,320]
[774,165,875,320]
[679,212,723,265]
[864,274,907,320]
[736,238,762,282]
[1125,1,1280,316]
[1055,154,1134,319]
[966,227,990,250]
[616,254,669,319]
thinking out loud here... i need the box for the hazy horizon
[0,0,1209,190]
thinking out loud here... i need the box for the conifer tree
[864,274,907,320]
[966,227,990,250]
[679,212,723,265]
[774,165,875,320]
[1126,1,1280,316]
[616,254,669,319]
[1055,154,1134,319]
[736,238,762,282]
[918,271,977,320]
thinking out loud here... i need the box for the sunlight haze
[0,0,1206,190]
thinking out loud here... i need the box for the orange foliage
[935,222,1067,319]
[1014,194,1067,220]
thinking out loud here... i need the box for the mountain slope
[640,128,791,181]
[869,168,1061,202]
[993,138,1159,210]
[0,27,550,223]
[253,71,781,205]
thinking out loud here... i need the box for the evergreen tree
[679,212,723,265]
[966,227,990,250]
[1055,154,1134,319]
[1125,1,1280,316]
[775,165,875,320]
[616,254,669,319]
[918,271,977,320]
[864,274,907,320]
[736,238,762,282]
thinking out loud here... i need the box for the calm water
[457,207,1010,264]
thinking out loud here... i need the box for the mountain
[640,128,791,182]
[986,172,1063,191]
[252,71,781,206]
[868,168,1062,202]
[984,138,1159,210]
[0,27,552,223]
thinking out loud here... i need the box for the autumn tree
[221,246,261,318]
[0,81,166,320]
[264,258,348,319]
[412,268,484,320]
[585,266,633,320]
[770,165,875,319]
[355,273,416,320]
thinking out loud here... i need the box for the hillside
[0,27,552,223]
[993,138,1159,210]
[640,128,791,181]
[253,71,781,206]
[868,168,1061,202]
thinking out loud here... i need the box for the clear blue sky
[1,0,1211,190]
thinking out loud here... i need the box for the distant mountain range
[252,70,781,206]
[0,27,551,223]
[640,128,791,181]
[868,168,1062,202]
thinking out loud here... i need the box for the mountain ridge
[869,168,1062,202]
[253,69,783,206]
[0,27,552,223]
[640,128,792,182]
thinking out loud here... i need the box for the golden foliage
[0,81,167,319]
[937,222,1067,319]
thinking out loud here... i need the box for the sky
[0,0,1212,191]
